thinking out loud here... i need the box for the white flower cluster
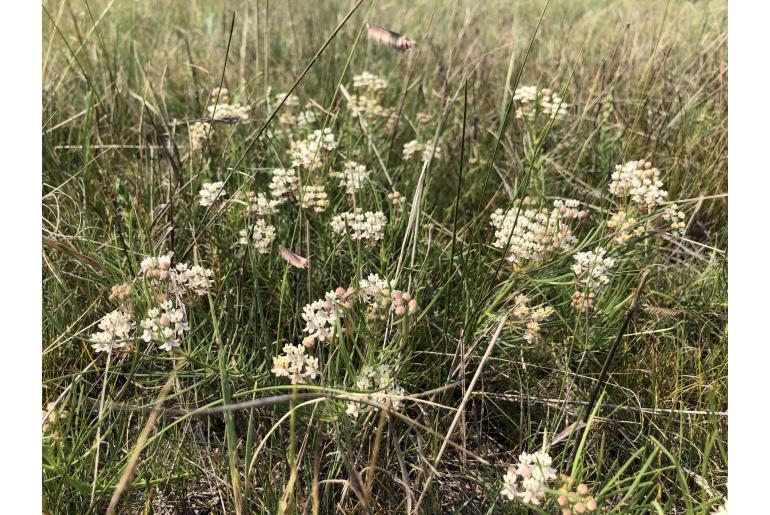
[512,294,554,344]
[607,210,644,244]
[402,139,442,163]
[290,128,337,170]
[271,343,320,384]
[609,160,668,212]
[233,190,280,217]
[296,109,317,129]
[571,247,616,293]
[89,310,135,353]
[198,181,226,207]
[140,300,189,352]
[348,95,387,119]
[359,273,418,320]
[172,263,215,297]
[662,203,686,236]
[331,210,387,244]
[501,450,558,506]
[489,198,586,266]
[388,190,406,215]
[206,88,251,123]
[141,254,215,298]
[140,254,173,280]
[331,161,370,195]
[269,168,300,204]
[239,219,276,254]
[188,121,210,153]
[300,184,329,213]
[345,363,405,418]
[275,92,299,107]
[352,71,388,91]
[513,85,568,120]
[301,290,347,347]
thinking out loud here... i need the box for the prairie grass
[42,0,727,513]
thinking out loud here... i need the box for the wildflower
[402,140,423,160]
[331,161,370,195]
[572,248,616,293]
[608,160,668,212]
[271,343,320,384]
[402,140,442,163]
[357,273,418,320]
[172,263,215,297]
[239,219,276,254]
[501,466,519,501]
[555,477,600,514]
[296,108,317,129]
[348,95,387,119]
[607,210,644,244]
[501,450,558,506]
[489,198,585,266]
[206,102,251,122]
[109,282,133,306]
[188,121,210,153]
[140,254,173,280]
[388,190,406,215]
[140,300,189,352]
[232,190,280,217]
[301,291,344,346]
[513,85,568,120]
[331,210,387,244]
[300,184,329,213]
[346,363,405,418]
[352,71,388,91]
[269,168,300,204]
[275,92,299,107]
[89,310,134,353]
[662,203,686,236]
[416,112,432,125]
[198,181,227,207]
[290,129,337,170]
[511,294,554,343]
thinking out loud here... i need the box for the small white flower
[171,263,215,296]
[609,160,668,212]
[352,71,388,91]
[331,161,370,195]
[140,300,189,352]
[300,184,329,213]
[269,168,300,204]
[89,310,134,353]
[239,219,276,254]
[490,198,585,266]
[301,291,344,345]
[331,210,387,243]
[513,85,568,120]
[572,247,616,293]
[271,344,320,384]
[199,181,227,207]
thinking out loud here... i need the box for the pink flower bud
[395,306,406,316]
[586,499,597,511]
[557,495,568,507]
[408,299,418,313]
[574,502,586,514]
[577,483,589,495]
